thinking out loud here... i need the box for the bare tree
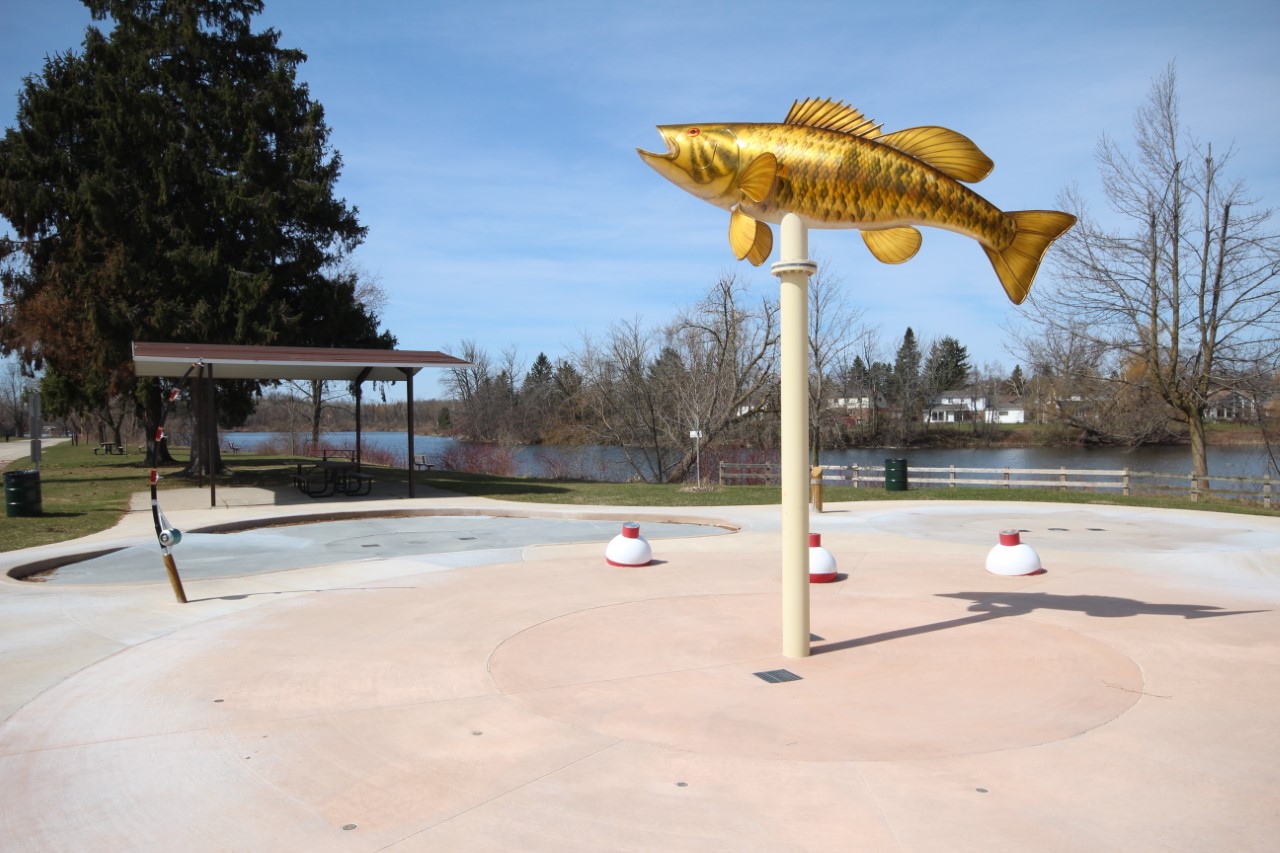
[1009,320,1177,444]
[807,266,865,464]
[444,341,526,442]
[445,340,496,440]
[0,359,28,438]
[832,326,891,445]
[1022,64,1280,480]
[303,265,393,444]
[575,275,779,483]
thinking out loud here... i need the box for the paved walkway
[0,436,67,470]
[1,486,1277,851]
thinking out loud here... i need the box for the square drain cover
[753,669,802,684]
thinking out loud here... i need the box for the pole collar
[771,259,818,276]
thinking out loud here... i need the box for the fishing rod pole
[150,360,201,603]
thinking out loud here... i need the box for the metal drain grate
[753,669,802,684]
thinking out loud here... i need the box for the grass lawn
[2,442,1275,553]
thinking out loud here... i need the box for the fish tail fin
[982,211,1076,304]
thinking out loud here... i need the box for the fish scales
[736,123,1013,249]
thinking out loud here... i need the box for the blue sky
[3,0,1279,399]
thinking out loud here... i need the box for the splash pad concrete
[0,490,1276,850]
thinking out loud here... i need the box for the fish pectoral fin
[878,126,994,183]
[748,221,773,265]
[729,208,773,266]
[861,227,922,264]
[737,153,777,203]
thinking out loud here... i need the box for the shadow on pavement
[812,591,1267,655]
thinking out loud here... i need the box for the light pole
[27,385,42,470]
[690,417,703,488]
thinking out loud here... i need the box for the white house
[1206,391,1256,422]
[829,394,888,424]
[986,395,1027,424]
[924,391,1025,424]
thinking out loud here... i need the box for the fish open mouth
[636,127,678,164]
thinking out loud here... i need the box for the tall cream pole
[772,213,816,658]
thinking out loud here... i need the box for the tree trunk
[1187,409,1209,493]
[310,379,324,446]
[140,383,177,466]
[183,377,224,477]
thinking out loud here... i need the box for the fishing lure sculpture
[637,97,1075,303]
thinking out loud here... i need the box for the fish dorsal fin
[861,226,922,265]
[729,208,774,266]
[785,98,882,139]
[738,152,777,203]
[876,126,994,183]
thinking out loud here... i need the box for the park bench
[414,454,435,470]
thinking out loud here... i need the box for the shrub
[439,442,519,476]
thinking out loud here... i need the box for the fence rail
[718,461,1274,509]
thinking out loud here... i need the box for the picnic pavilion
[132,341,471,504]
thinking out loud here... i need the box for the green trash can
[885,458,908,492]
[4,468,43,517]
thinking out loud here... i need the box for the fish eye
[686,128,701,137]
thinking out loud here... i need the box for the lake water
[226,431,1277,483]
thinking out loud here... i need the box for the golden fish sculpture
[637,97,1075,304]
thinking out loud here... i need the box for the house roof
[132,342,470,383]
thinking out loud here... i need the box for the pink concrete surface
[0,491,1277,851]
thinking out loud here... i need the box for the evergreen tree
[523,353,554,391]
[0,0,383,472]
[552,359,582,401]
[923,336,972,393]
[892,328,923,437]
[1008,364,1026,397]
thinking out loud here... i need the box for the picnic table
[319,448,356,462]
[291,460,373,498]
[93,442,126,455]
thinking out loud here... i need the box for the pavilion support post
[354,383,362,469]
[207,362,216,508]
[353,367,372,471]
[194,364,205,490]
[403,368,416,498]
[771,213,817,658]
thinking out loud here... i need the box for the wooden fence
[718,461,1275,509]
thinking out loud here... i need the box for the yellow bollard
[810,466,824,513]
